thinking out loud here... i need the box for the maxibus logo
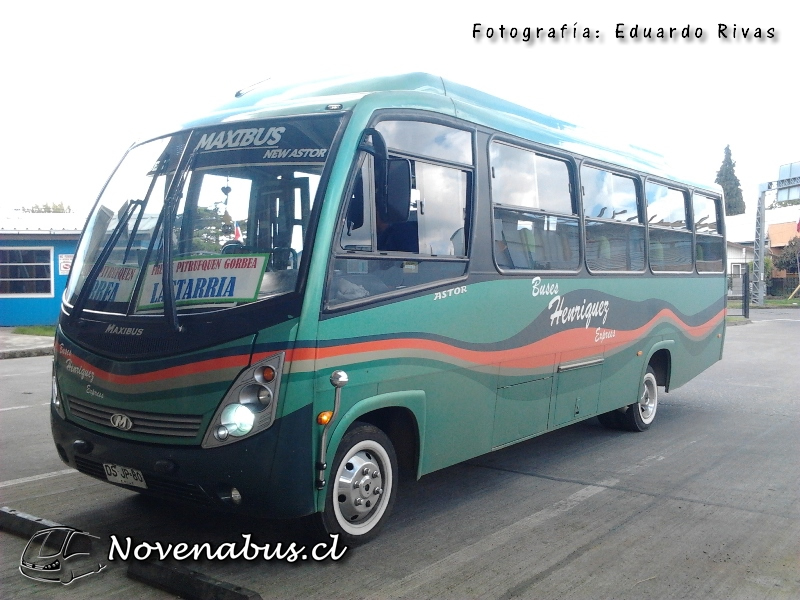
[195,127,285,151]
[104,324,144,336]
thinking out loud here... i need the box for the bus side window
[328,121,473,308]
[414,162,467,256]
[692,192,724,273]
[581,165,645,273]
[646,182,693,272]
[490,142,579,272]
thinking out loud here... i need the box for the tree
[188,206,247,253]
[764,255,774,290]
[715,145,746,216]
[774,237,799,274]
[190,206,228,252]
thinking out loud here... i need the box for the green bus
[51,73,726,544]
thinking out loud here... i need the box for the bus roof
[182,72,718,193]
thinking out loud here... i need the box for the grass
[727,298,800,309]
[725,316,749,326]
[762,297,800,307]
[12,326,56,337]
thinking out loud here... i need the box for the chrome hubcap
[336,449,384,524]
[639,375,657,422]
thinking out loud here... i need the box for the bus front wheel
[319,423,397,545]
[623,366,658,431]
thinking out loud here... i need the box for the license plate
[103,463,147,489]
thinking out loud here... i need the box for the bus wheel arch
[355,407,419,480]
[598,349,669,431]
[648,348,672,392]
[323,390,425,487]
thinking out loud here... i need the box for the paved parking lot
[1,311,798,598]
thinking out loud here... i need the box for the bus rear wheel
[319,423,397,545]
[623,366,658,431]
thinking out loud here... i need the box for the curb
[128,561,263,600]
[0,506,64,538]
[0,347,54,360]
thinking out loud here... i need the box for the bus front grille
[73,457,214,506]
[66,396,203,438]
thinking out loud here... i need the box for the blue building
[1,213,85,326]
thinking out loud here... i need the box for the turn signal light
[256,365,277,384]
[317,411,334,425]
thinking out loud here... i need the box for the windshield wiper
[161,145,200,333]
[121,164,164,264]
[68,198,145,324]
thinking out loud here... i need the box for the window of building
[0,247,54,296]
[777,162,800,202]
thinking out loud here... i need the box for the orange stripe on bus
[63,308,724,385]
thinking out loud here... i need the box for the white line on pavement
[364,478,619,600]
[0,469,77,489]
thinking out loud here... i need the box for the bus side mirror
[383,158,412,223]
[359,128,412,224]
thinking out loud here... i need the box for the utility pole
[752,184,768,307]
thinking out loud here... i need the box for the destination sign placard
[136,254,268,311]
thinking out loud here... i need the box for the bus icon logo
[110,413,133,431]
[19,526,106,585]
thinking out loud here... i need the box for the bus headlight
[220,404,255,437]
[202,353,285,448]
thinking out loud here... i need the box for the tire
[623,366,658,432]
[318,423,397,546]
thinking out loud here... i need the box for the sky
[1,0,797,239]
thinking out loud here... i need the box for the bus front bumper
[50,404,315,520]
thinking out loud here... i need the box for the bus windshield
[65,114,342,316]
